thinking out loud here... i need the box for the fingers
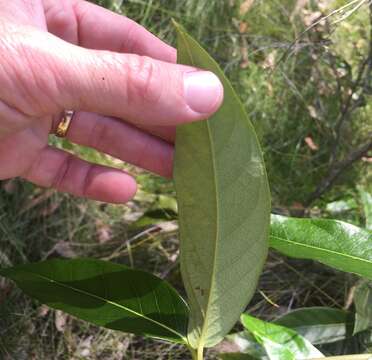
[43,0,176,63]
[138,124,176,144]
[59,46,224,126]
[0,26,223,126]
[57,112,174,178]
[23,146,137,204]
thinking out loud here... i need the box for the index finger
[43,0,176,63]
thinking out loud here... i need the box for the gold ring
[56,110,75,138]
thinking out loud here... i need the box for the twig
[276,0,370,67]
[306,2,372,206]
[330,0,372,164]
[305,139,372,206]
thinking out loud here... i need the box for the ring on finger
[55,110,75,138]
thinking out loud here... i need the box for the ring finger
[53,112,174,178]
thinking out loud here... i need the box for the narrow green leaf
[270,215,372,280]
[274,307,353,344]
[241,314,324,360]
[173,22,271,349]
[354,280,372,334]
[0,258,189,343]
[358,186,372,231]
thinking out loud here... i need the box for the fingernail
[184,71,223,114]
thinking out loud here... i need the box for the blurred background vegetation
[0,0,371,359]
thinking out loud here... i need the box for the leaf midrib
[15,271,187,342]
[177,27,221,349]
[270,235,372,266]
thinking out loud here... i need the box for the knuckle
[120,20,140,54]
[81,163,95,198]
[126,55,162,106]
[46,2,79,44]
[52,153,75,190]
[89,116,110,150]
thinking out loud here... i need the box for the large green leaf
[274,307,353,344]
[174,23,271,349]
[354,280,372,334]
[0,258,189,343]
[270,215,372,279]
[241,314,324,360]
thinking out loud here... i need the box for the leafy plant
[270,215,372,280]
[0,23,271,360]
[274,307,353,345]
[240,313,324,360]
[225,308,353,358]
[0,258,189,343]
[1,22,371,360]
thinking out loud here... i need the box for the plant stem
[189,347,198,360]
[197,345,204,360]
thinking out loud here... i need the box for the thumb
[55,41,224,126]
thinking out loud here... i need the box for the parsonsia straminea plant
[0,23,371,360]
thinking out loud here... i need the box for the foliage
[174,21,271,352]
[0,258,189,343]
[273,307,353,345]
[1,25,272,360]
[240,313,324,359]
[270,215,372,280]
[0,1,371,359]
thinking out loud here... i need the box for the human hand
[0,0,223,203]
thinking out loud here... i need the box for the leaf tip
[171,19,187,36]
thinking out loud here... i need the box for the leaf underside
[174,22,271,349]
[0,258,189,343]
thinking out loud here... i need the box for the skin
[0,0,223,203]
